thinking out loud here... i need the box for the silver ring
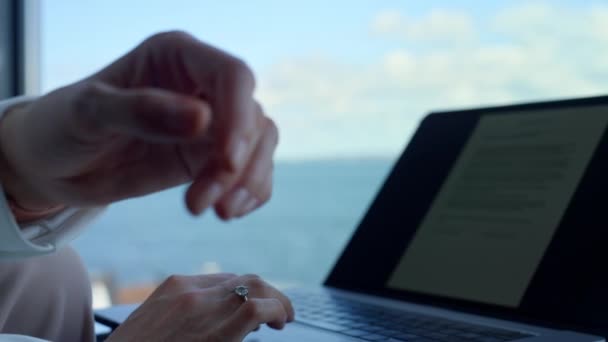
[234,285,249,302]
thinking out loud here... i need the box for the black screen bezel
[325,95,608,337]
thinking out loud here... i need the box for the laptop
[97,96,608,341]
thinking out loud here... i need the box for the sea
[72,159,394,289]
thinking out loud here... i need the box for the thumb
[73,82,212,141]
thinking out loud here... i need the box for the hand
[106,273,295,342]
[0,31,278,219]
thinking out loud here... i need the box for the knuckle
[242,273,262,281]
[242,273,262,282]
[250,277,265,290]
[224,57,256,91]
[244,274,265,292]
[71,82,109,134]
[73,82,104,117]
[219,272,238,279]
[147,30,194,46]
[265,118,279,147]
[163,274,186,289]
[217,273,239,287]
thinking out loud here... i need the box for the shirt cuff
[0,95,36,116]
[0,334,49,342]
[0,96,106,258]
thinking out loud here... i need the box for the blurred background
[38,0,608,307]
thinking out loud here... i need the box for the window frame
[0,0,41,99]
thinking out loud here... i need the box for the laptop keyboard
[291,292,533,342]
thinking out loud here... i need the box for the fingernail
[188,102,213,134]
[239,197,259,217]
[196,182,223,215]
[226,188,249,216]
[228,138,248,170]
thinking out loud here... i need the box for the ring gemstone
[234,285,249,301]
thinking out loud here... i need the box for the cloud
[370,8,476,43]
[257,57,421,159]
[258,3,608,160]
[494,3,608,52]
[371,10,404,36]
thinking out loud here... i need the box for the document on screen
[388,106,608,307]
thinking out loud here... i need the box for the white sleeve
[0,334,49,342]
[0,97,106,259]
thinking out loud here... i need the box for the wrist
[0,100,63,216]
[5,193,66,223]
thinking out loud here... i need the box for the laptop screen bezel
[325,95,608,337]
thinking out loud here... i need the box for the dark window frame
[0,0,40,99]
[0,0,19,98]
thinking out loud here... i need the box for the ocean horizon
[72,159,395,289]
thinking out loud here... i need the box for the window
[0,1,13,98]
[1,0,40,99]
[41,0,608,307]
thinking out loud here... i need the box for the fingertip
[186,181,225,216]
[236,197,259,217]
[214,205,232,221]
[194,100,213,132]
[120,90,213,141]
[178,100,213,138]
[185,187,203,216]
[266,318,287,330]
[286,307,295,322]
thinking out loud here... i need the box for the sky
[42,0,608,160]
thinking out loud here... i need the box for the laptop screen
[387,107,608,307]
[325,96,608,336]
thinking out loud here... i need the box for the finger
[219,298,288,340]
[156,274,239,299]
[184,103,269,216]
[181,273,239,290]
[181,142,227,215]
[91,31,257,168]
[214,59,257,172]
[235,120,276,217]
[236,172,271,217]
[216,116,278,219]
[183,145,250,217]
[137,32,257,171]
[72,82,212,142]
[69,143,192,204]
[184,167,226,215]
[223,274,295,322]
